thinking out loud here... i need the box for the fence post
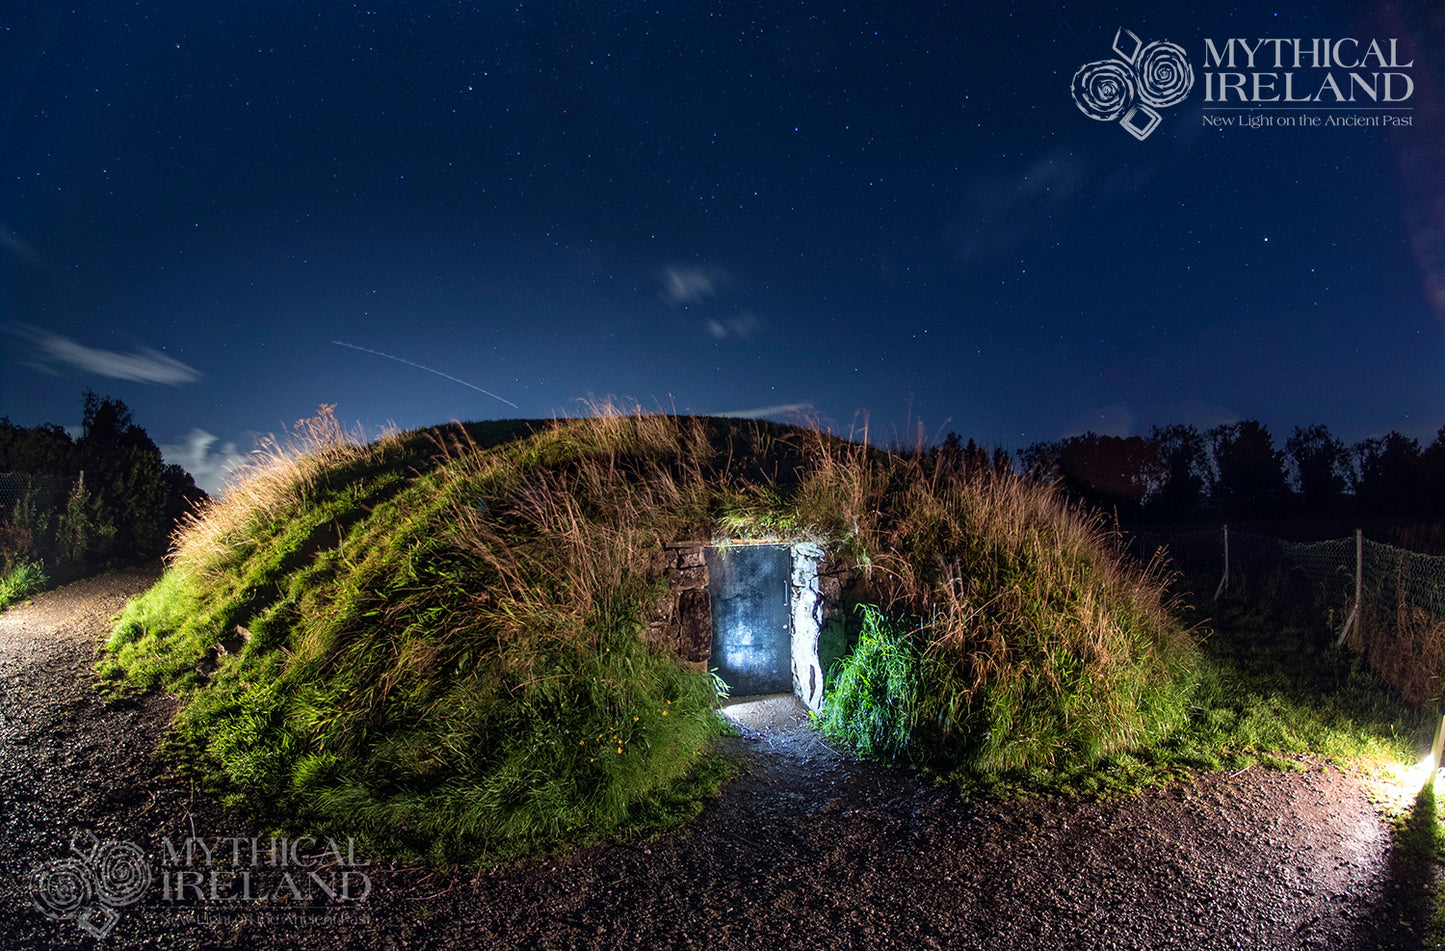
[1429,710,1445,790]
[1213,523,1229,600]
[1335,528,1362,648]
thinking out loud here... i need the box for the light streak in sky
[333,340,519,408]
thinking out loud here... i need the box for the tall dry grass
[1357,548,1445,707]
[792,427,1197,771]
[171,405,398,578]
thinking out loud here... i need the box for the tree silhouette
[1145,424,1210,521]
[1353,432,1423,517]
[934,432,1009,475]
[1,391,203,574]
[1057,433,1165,519]
[1421,427,1445,519]
[1208,420,1288,518]
[1015,434,1164,520]
[0,419,76,476]
[1285,424,1349,517]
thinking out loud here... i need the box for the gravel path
[0,572,1437,950]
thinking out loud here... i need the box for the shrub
[0,560,49,612]
[816,606,922,760]
[800,437,1199,775]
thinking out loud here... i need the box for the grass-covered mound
[103,406,1200,865]
[806,449,1200,774]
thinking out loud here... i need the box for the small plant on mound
[797,433,1200,776]
[816,606,922,760]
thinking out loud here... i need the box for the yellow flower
[661,710,668,716]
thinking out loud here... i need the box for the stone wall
[789,543,825,709]
[647,542,712,667]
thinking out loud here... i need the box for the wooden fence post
[1213,523,1229,600]
[1335,529,1362,648]
[1429,710,1445,790]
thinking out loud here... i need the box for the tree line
[934,420,1445,524]
[0,391,204,580]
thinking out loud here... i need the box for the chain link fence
[1125,525,1445,707]
[0,473,71,512]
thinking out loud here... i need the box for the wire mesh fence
[0,473,71,512]
[1124,525,1445,707]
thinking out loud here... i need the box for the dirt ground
[0,571,1438,950]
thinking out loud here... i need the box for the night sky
[3,1,1443,494]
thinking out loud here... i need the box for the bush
[0,560,49,612]
[0,393,203,579]
[817,606,922,760]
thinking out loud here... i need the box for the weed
[816,606,921,760]
[0,560,49,611]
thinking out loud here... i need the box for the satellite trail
[333,341,519,408]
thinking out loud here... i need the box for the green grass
[816,607,921,760]
[816,573,1445,939]
[103,406,1204,867]
[1393,779,1445,940]
[0,560,49,612]
[913,591,1438,802]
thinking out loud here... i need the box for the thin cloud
[660,265,727,306]
[13,325,201,384]
[705,311,762,341]
[715,402,815,420]
[946,150,1088,266]
[160,429,245,497]
[0,224,46,267]
[944,148,1151,267]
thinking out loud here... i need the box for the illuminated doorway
[705,543,825,708]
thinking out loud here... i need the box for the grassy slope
[104,408,1205,866]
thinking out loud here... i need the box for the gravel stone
[0,571,1437,949]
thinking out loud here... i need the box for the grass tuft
[0,560,49,612]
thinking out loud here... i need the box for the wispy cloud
[705,311,761,341]
[714,402,815,420]
[0,224,46,267]
[160,429,245,497]
[11,325,201,384]
[660,265,728,306]
[658,264,767,341]
[944,147,1151,267]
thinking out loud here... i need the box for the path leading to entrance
[0,572,1435,950]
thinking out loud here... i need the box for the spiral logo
[30,831,151,939]
[1071,60,1137,121]
[1070,28,1195,141]
[1135,41,1193,107]
[31,858,93,920]
[93,840,151,907]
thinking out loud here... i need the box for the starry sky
[2,1,1443,494]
